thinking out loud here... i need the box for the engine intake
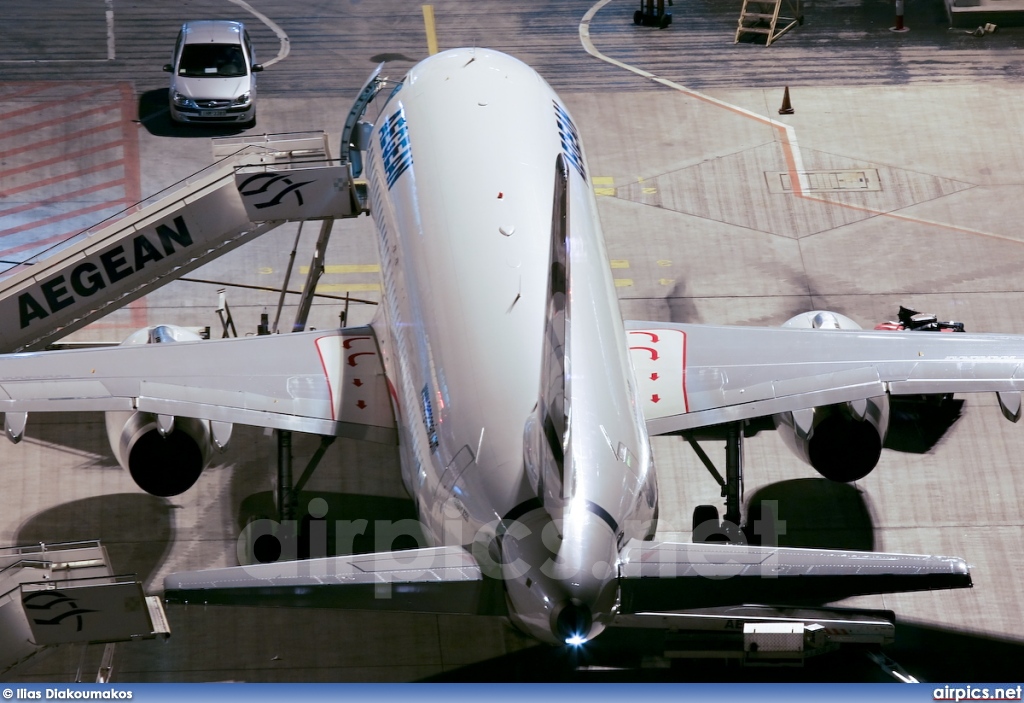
[104,325,227,496]
[106,411,211,496]
[776,310,889,482]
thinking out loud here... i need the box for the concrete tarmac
[1,0,1024,682]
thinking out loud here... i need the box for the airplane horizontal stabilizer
[163,546,507,616]
[617,539,971,613]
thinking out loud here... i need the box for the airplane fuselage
[363,48,658,643]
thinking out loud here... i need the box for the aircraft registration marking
[628,328,688,418]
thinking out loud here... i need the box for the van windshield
[178,44,247,78]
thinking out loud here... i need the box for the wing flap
[164,546,507,616]
[617,539,971,614]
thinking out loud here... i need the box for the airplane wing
[626,321,1024,435]
[0,326,396,443]
[616,538,971,613]
[163,546,507,616]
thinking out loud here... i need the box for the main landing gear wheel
[692,504,729,543]
[683,421,747,543]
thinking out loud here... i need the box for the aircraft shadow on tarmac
[743,478,875,550]
[236,490,424,562]
[15,493,173,587]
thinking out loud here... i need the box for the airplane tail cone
[779,86,794,115]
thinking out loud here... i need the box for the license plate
[200,110,226,117]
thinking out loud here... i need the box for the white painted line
[106,0,115,60]
[578,0,809,195]
[228,0,291,67]
[577,2,1013,247]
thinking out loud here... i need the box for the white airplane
[8,47,1024,648]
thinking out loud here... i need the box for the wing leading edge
[626,321,1024,435]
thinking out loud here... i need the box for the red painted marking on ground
[0,121,122,159]
[117,83,142,210]
[0,158,125,198]
[0,209,130,259]
[0,86,122,122]
[0,104,115,141]
[0,198,126,241]
[0,139,124,180]
[0,81,147,329]
[0,178,125,220]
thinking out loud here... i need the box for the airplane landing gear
[683,421,746,543]
[275,431,336,521]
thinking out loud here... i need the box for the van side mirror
[252,64,264,72]
[162,64,173,72]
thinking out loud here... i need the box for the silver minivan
[163,21,263,127]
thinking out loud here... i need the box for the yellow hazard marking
[657,260,672,267]
[642,187,657,194]
[659,278,675,286]
[613,279,633,288]
[300,264,381,274]
[593,176,615,196]
[317,283,381,293]
[258,267,274,275]
[610,259,629,269]
[423,5,438,56]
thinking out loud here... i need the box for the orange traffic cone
[779,86,794,115]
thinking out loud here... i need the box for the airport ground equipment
[0,131,365,354]
[634,0,673,27]
[735,0,802,45]
[0,540,169,680]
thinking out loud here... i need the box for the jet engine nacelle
[104,325,228,497]
[774,310,890,482]
[105,409,212,497]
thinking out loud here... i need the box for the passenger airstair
[0,540,170,680]
[0,61,387,355]
[0,131,365,354]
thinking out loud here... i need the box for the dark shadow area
[369,53,419,64]
[424,621,1024,682]
[15,494,174,584]
[236,490,423,562]
[23,413,116,465]
[743,478,875,550]
[137,88,249,138]
[884,396,964,454]
[881,622,1024,681]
